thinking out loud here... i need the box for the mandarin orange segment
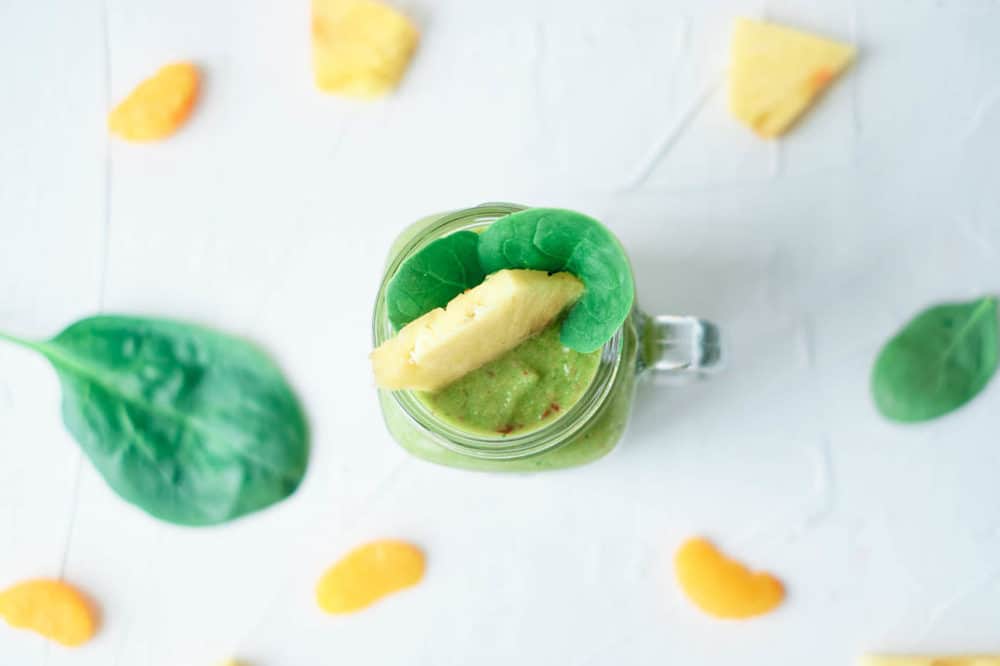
[316,539,425,614]
[0,578,99,646]
[108,62,200,141]
[674,537,785,619]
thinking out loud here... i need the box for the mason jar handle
[638,313,723,380]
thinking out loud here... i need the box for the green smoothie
[415,320,601,437]
[375,203,640,472]
[378,316,637,472]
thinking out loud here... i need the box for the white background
[1,0,999,664]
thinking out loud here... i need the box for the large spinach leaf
[872,296,999,422]
[0,316,309,526]
[386,230,485,330]
[477,208,635,352]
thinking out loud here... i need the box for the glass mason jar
[372,203,722,472]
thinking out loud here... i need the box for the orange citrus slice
[0,578,99,646]
[674,537,785,619]
[108,62,200,141]
[316,539,425,613]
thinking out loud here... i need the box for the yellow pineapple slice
[371,269,584,392]
[729,17,855,138]
[860,658,1000,666]
[312,0,419,98]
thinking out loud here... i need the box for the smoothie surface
[416,320,601,436]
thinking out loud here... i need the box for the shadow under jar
[372,203,722,472]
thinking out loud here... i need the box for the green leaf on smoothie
[386,230,486,330]
[0,316,309,526]
[478,208,635,352]
[872,296,999,422]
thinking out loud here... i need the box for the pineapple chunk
[312,0,419,97]
[372,270,584,391]
[730,17,855,138]
[860,658,1000,666]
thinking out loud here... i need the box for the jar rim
[370,202,625,460]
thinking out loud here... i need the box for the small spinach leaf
[2,316,309,526]
[386,230,485,330]
[872,296,999,422]
[478,208,635,352]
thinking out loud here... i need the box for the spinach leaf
[386,230,485,330]
[0,316,309,526]
[872,296,999,422]
[478,208,635,352]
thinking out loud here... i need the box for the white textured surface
[1,0,999,664]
